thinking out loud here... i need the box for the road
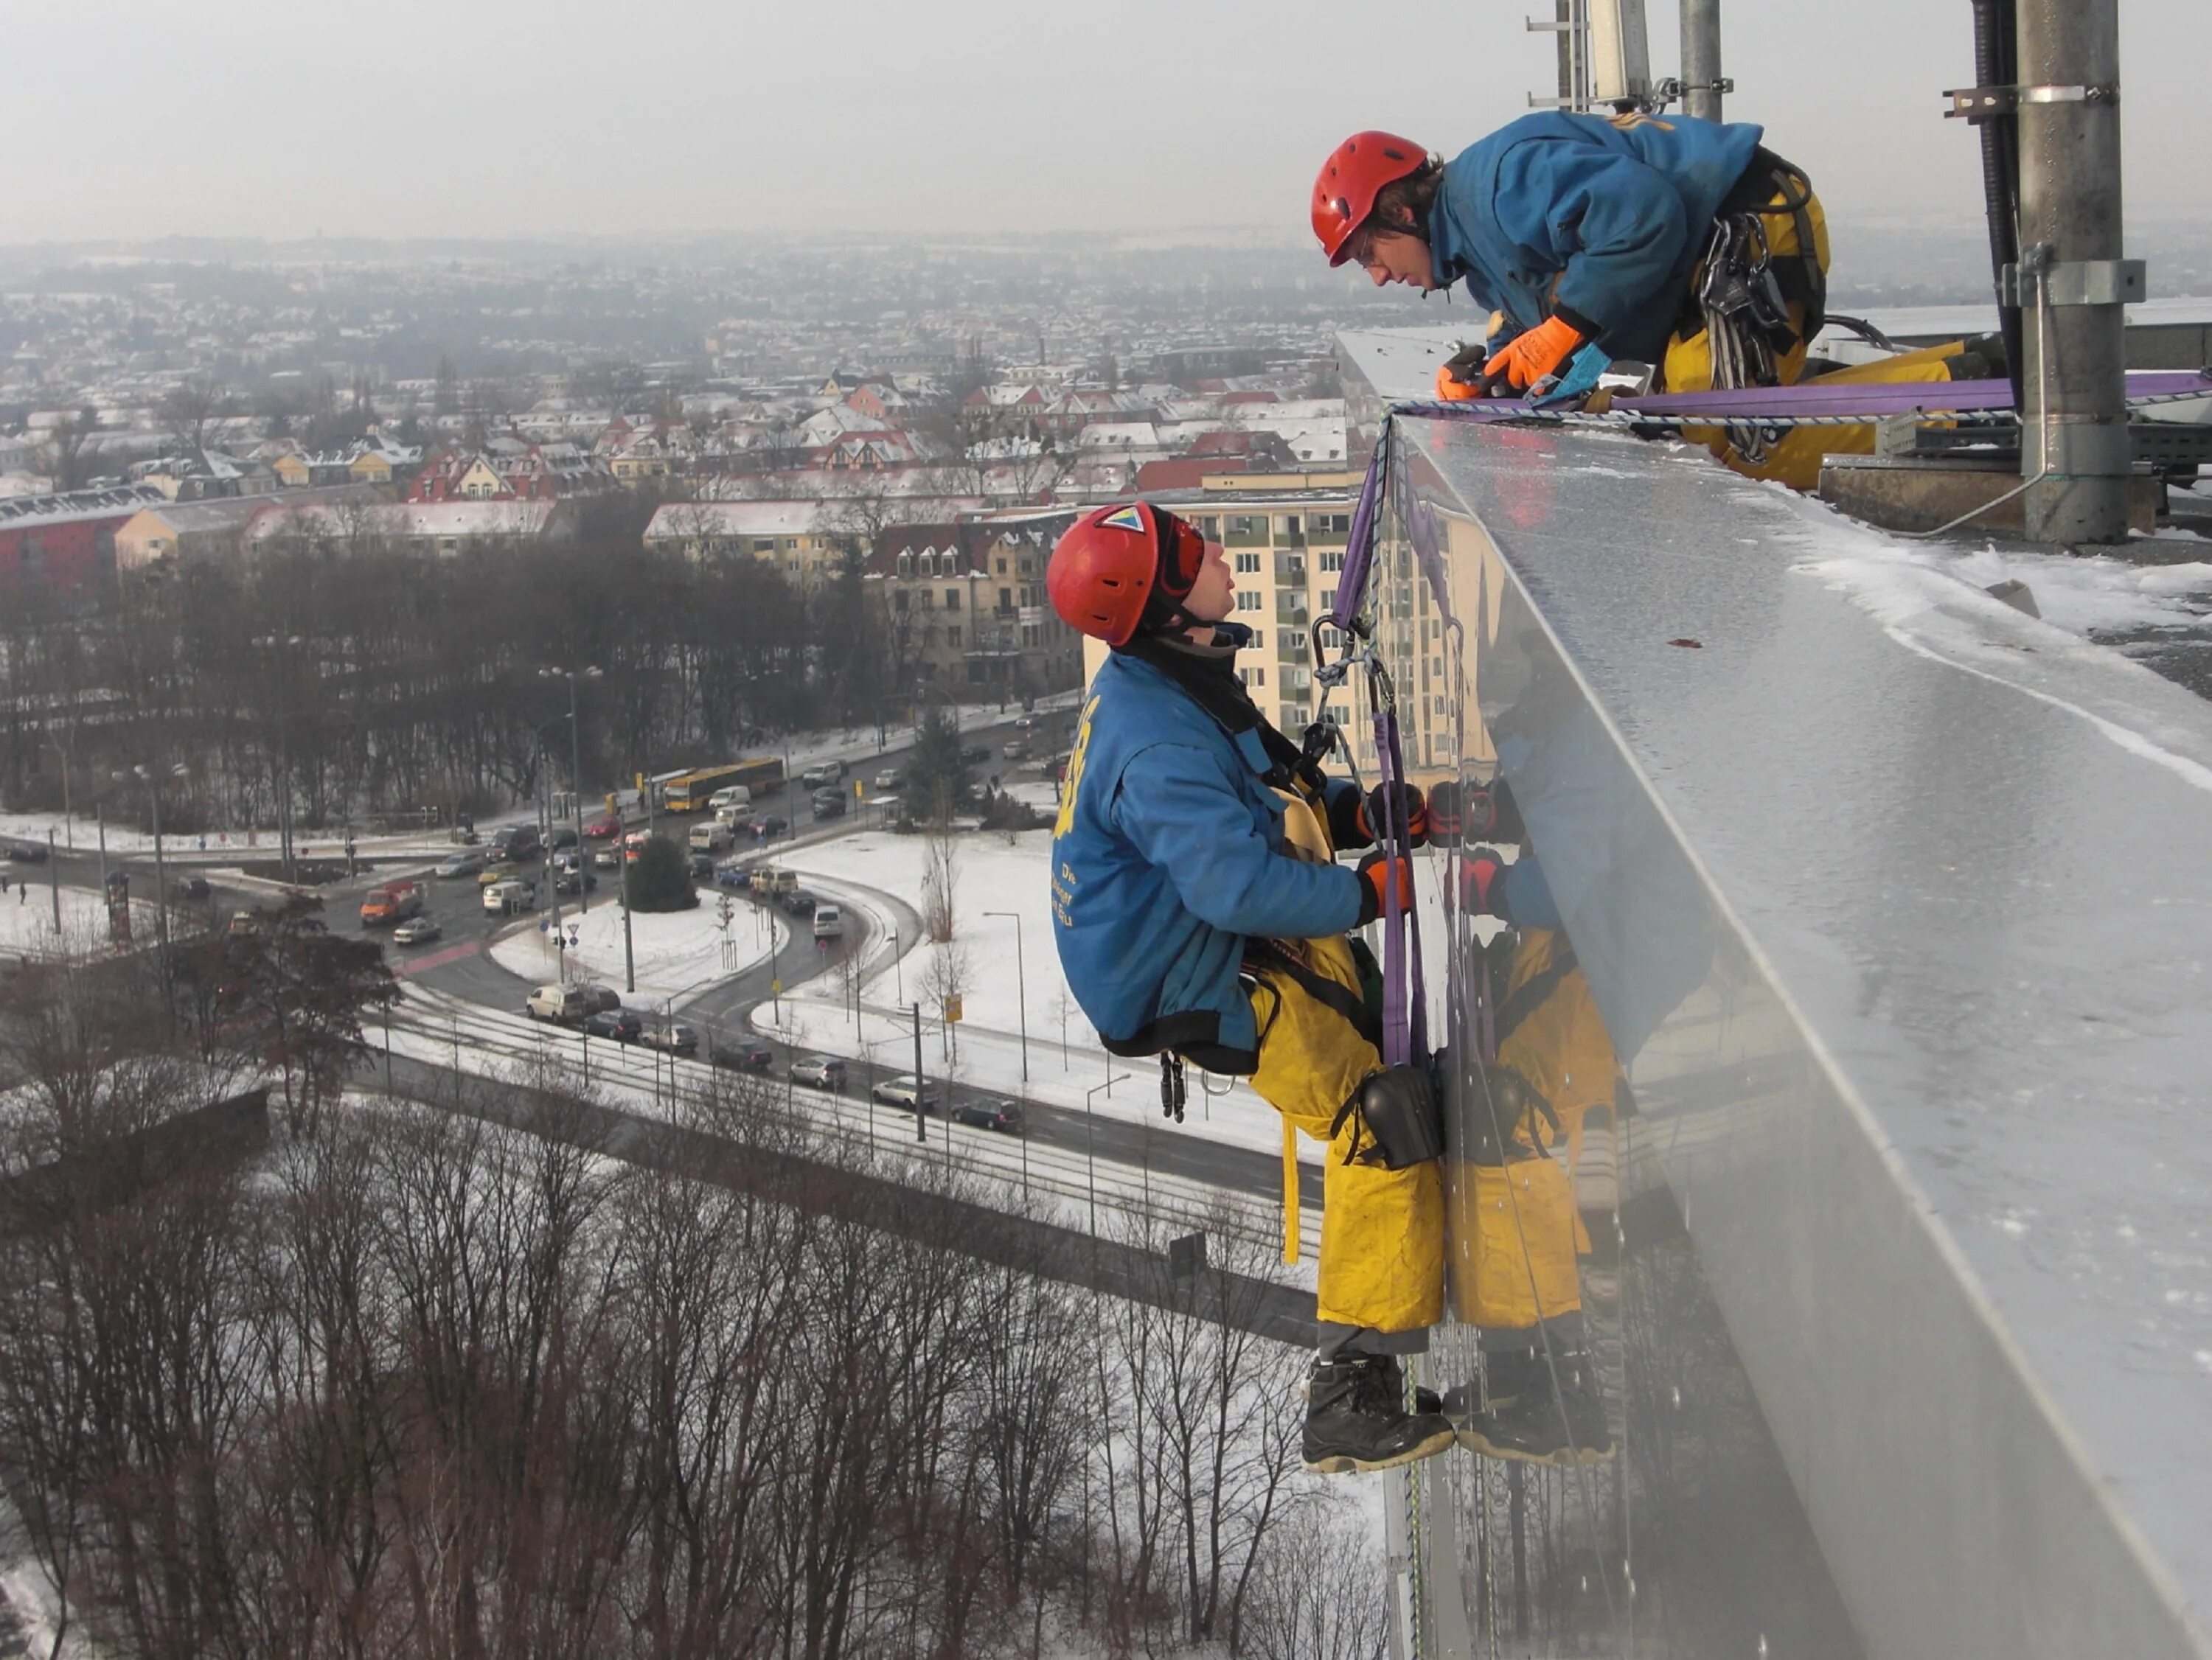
[9,709,1314,1208]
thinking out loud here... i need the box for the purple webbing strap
[1330,422,1392,635]
[1374,702,1413,1067]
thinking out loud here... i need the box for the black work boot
[1302,1356,1457,1475]
[1440,1345,1541,1425]
[1371,1351,1445,1416]
[1456,1352,1613,1466]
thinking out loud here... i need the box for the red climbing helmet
[1312,130,1431,266]
[1047,502,1208,647]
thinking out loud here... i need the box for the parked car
[639,1022,700,1056]
[953,1097,1025,1134]
[748,814,789,840]
[810,787,846,820]
[526,983,590,1023]
[482,878,535,915]
[873,769,902,791]
[584,814,622,840]
[571,983,622,1014]
[6,842,49,862]
[789,1055,848,1091]
[870,1073,939,1112]
[712,1041,776,1072]
[392,916,443,946]
[582,1008,643,1043]
[959,744,992,765]
[437,850,488,878]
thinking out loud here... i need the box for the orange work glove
[1434,342,1489,402]
[1354,849,1414,926]
[1477,313,1589,396]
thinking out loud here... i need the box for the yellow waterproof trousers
[1246,935,1444,1338]
[1658,178,1961,490]
[1452,927,1616,1331]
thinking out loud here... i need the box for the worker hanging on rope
[1046,502,1457,1476]
[1311,116,1997,489]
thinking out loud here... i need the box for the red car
[584,814,622,840]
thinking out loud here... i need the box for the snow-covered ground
[1920,542,2212,639]
[490,895,782,1004]
[763,828,1332,1165]
[0,880,159,961]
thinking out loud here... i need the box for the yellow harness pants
[1245,935,1444,1338]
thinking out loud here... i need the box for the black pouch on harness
[1330,1064,1444,1171]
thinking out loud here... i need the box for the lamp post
[39,742,72,848]
[532,714,571,976]
[128,761,187,1032]
[889,923,903,1003]
[983,909,1028,1084]
[1083,1074,1130,1237]
[539,666,602,913]
[913,1002,927,1145]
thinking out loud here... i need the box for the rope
[1392,382,2211,432]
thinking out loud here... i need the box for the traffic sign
[945,995,964,1024]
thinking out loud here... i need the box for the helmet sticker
[1099,505,1147,534]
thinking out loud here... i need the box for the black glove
[1438,341,1489,395]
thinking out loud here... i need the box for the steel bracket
[2000,259,2146,307]
[1945,83,2118,122]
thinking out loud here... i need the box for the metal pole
[913,1002,926,1143]
[2016,0,2130,544]
[46,830,60,931]
[570,675,589,914]
[96,801,107,893]
[148,784,172,1029]
[891,925,902,1003]
[986,910,1029,1084]
[1680,0,1723,120]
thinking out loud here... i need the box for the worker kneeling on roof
[1312,115,1988,489]
[1047,501,1455,1476]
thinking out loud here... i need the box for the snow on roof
[0,484,167,531]
[644,500,840,540]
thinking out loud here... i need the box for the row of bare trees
[0,962,1384,1660]
[0,501,881,836]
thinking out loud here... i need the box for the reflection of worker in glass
[1045,502,1455,1475]
[1433,778,1615,1463]
[1311,116,1988,489]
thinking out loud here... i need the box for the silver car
[436,850,488,878]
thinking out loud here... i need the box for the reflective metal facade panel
[1404,414,2212,1659]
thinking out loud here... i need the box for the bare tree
[39,408,101,490]
[159,372,231,455]
[920,826,960,944]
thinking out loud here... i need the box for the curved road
[11,714,1315,1208]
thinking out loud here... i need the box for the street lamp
[983,909,1028,1083]
[532,713,572,976]
[1082,1074,1130,1237]
[126,761,188,1031]
[39,741,72,848]
[538,666,602,913]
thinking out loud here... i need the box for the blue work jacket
[1050,648,1363,1067]
[1427,111,1764,363]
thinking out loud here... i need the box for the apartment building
[1077,472,1449,781]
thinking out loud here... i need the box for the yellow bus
[662,758,785,814]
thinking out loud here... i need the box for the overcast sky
[4,0,2205,245]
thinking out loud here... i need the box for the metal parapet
[1359,389,2212,1656]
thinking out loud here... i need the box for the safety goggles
[1153,509,1207,601]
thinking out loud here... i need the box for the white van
[708,784,753,815]
[812,903,844,941]
[483,878,535,915]
[525,983,589,1023]
[689,820,733,853]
